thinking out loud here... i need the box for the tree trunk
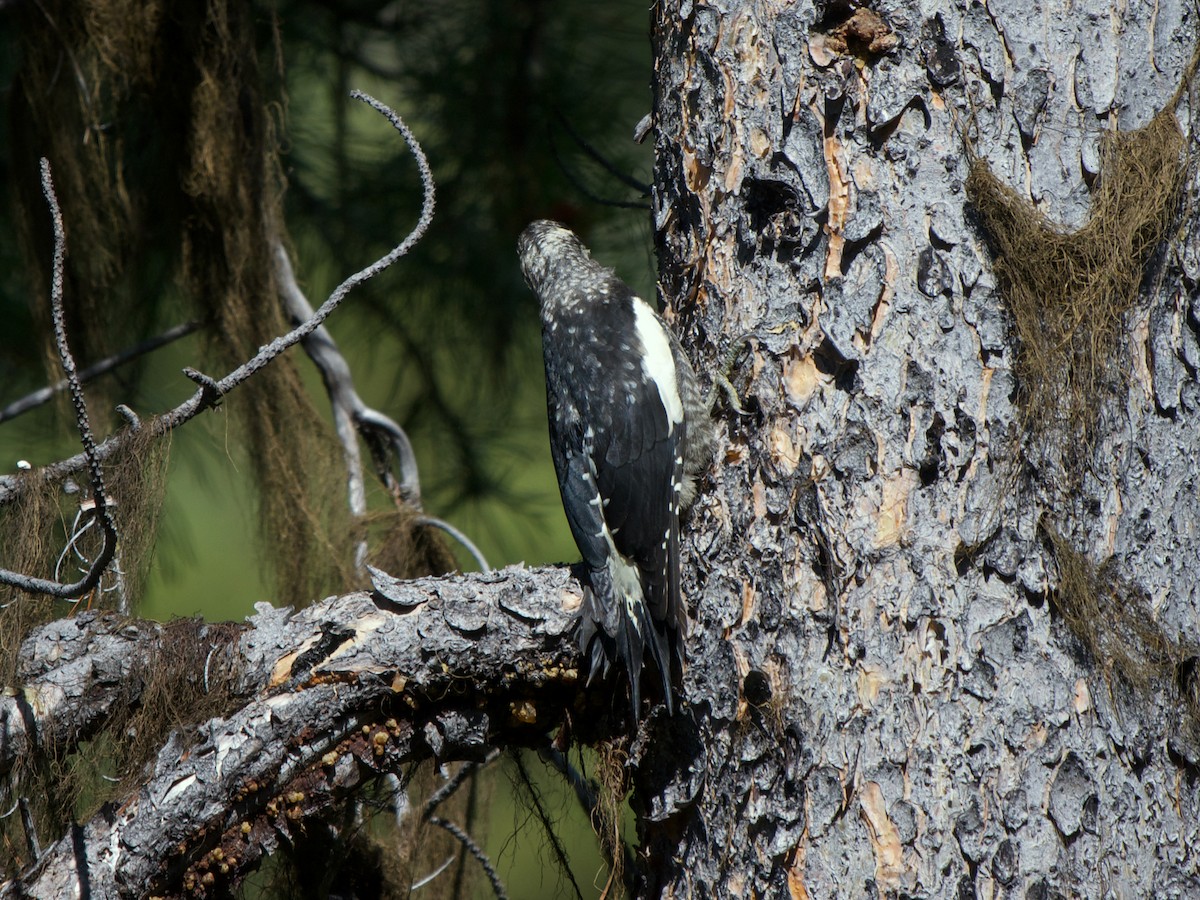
[642,0,1200,896]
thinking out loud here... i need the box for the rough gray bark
[1,567,581,898]
[643,0,1200,896]
[0,616,222,780]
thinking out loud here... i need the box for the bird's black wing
[540,279,684,712]
[593,371,678,609]
[545,386,608,573]
[587,301,683,692]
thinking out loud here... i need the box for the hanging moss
[103,423,172,607]
[173,1,355,603]
[109,618,244,798]
[11,0,357,605]
[966,106,1185,464]
[967,60,1199,759]
[1044,525,1200,750]
[594,738,631,896]
[11,0,176,414]
[0,474,62,689]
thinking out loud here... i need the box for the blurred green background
[0,1,655,895]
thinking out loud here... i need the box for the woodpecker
[518,220,712,716]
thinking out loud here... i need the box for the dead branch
[0,92,433,511]
[553,108,652,195]
[417,516,492,572]
[0,321,201,425]
[273,240,423,567]
[0,565,583,898]
[0,161,117,600]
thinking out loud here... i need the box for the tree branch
[0,321,201,425]
[0,92,434,511]
[0,161,118,600]
[548,124,652,211]
[1,565,585,897]
[417,516,492,572]
[552,108,652,196]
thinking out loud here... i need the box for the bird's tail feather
[579,570,675,717]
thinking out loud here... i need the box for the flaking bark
[640,0,1200,896]
[1,566,584,898]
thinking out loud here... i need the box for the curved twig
[274,239,424,535]
[198,91,436,401]
[0,93,434,511]
[0,160,117,599]
[416,516,491,573]
[426,816,509,900]
[548,124,652,211]
[553,108,652,196]
[357,408,421,507]
[410,854,456,891]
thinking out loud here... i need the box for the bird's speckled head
[518,220,591,299]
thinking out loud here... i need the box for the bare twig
[427,816,509,900]
[512,752,586,900]
[410,854,456,891]
[18,798,40,862]
[0,92,434,511]
[357,408,422,507]
[195,91,435,398]
[382,771,410,831]
[0,160,118,599]
[274,240,422,553]
[538,745,600,821]
[418,753,501,894]
[423,762,480,818]
[0,320,201,425]
[51,500,129,612]
[114,404,140,429]
[422,751,499,819]
[416,516,491,573]
[277,246,364,571]
[548,124,652,211]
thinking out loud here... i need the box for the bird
[518,220,713,716]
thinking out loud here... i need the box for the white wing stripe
[631,299,684,431]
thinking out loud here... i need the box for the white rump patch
[600,520,645,630]
[631,300,683,431]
